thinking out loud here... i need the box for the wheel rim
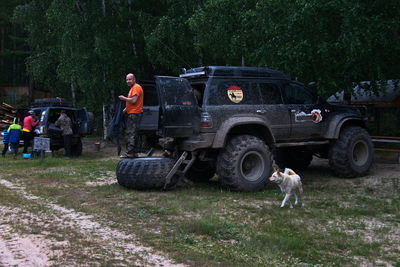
[240,151,265,181]
[352,140,369,166]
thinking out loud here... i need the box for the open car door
[78,108,94,135]
[156,76,200,137]
[138,81,160,131]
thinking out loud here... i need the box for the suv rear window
[158,77,197,106]
[142,83,159,106]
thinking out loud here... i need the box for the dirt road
[0,178,186,267]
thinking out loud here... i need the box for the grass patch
[0,148,399,266]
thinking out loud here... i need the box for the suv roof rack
[180,66,289,79]
[30,98,73,108]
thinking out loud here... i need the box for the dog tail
[284,168,296,175]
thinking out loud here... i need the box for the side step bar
[274,140,329,148]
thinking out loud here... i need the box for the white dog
[269,168,304,208]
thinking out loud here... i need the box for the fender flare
[324,114,366,139]
[212,117,275,148]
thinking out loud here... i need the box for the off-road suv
[116,66,373,191]
[29,98,94,156]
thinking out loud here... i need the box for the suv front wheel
[217,135,272,192]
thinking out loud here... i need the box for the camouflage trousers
[125,113,142,154]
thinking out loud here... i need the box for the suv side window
[257,82,283,104]
[208,79,261,105]
[282,83,316,104]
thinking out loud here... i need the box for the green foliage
[6,0,400,118]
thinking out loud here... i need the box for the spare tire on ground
[116,157,176,189]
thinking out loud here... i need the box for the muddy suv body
[30,98,94,156]
[117,66,373,191]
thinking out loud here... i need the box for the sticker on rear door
[227,86,243,103]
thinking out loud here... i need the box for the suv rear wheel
[329,126,373,177]
[217,135,272,192]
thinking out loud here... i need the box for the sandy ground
[0,140,399,266]
[0,177,187,267]
[0,140,187,267]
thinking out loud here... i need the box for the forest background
[1,0,399,119]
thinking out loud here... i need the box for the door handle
[256,110,266,114]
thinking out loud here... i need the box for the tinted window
[257,83,282,104]
[32,109,42,117]
[192,83,206,107]
[158,77,197,106]
[208,79,260,105]
[282,83,317,104]
[142,84,159,106]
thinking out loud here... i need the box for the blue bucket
[22,153,31,159]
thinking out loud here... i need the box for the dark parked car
[30,98,94,156]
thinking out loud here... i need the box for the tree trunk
[343,76,352,105]
[12,27,16,86]
[102,0,106,16]
[343,88,351,105]
[28,75,33,105]
[0,27,4,72]
[127,0,137,56]
[70,78,77,107]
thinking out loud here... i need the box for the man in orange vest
[118,73,144,158]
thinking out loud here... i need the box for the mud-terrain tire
[273,148,313,171]
[329,126,373,178]
[216,135,273,192]
[116,157,176,189]
[71,138,82,156]
[187,160,216,182]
